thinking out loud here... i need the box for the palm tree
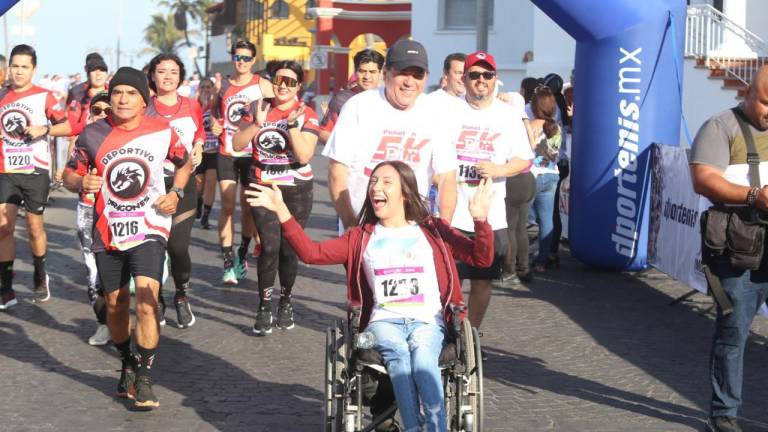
[159,0,215,75]
[142,12,188,56]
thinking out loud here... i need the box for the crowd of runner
[0,38,582,430]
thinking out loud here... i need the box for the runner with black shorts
[195,77,220,229]
[0,44,71,310]
[145,53,204,329]
[213,40,273,285]
[64,67,190,410]
[234,60,319,335]
[65,52,111,344]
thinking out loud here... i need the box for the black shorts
[164,176,198,215]
[94,241,166,293]
[0,172,50,215]
[216,154,252,185]
[195,152,217,175]
[456,229,508,281]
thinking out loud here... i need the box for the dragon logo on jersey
[1,109,30,144]
[256,128,288,154]
[226,101,247,125]
[106,157,150,201]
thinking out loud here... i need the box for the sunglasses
[90,106,111,116]
[271,75,299,88]
[467,71,496,81]
[232,54,254,63]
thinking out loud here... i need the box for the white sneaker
[88,324,111,346]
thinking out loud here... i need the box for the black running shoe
[0,290,17,310]
[117,366,136,399]
[33,274,50,303]
[133,375,159,410]
[276,301,295,330]
[252,307,273,335]
[157,295,166,327]
[200,215,211,230]
[706,416,742,432]
[174,295,196,329]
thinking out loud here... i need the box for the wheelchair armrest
[449,304,466,336]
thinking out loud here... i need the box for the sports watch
[170,186,185,200]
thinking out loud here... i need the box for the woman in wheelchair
[246,160,493,432]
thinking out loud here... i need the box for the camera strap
[731,107,761,188]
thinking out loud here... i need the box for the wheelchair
[323,306,484,432]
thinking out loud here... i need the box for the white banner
[648,144,709,293]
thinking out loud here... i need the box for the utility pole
[116,0,123,69]
[476,0,489,51]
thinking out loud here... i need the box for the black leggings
[504,172,536,274]
[250,181,313,306]
[163,178,198,296]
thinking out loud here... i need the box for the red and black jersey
[319,85,363,134]
[214,75,263,157]
[0,85,67,174]
[65,115,188,252]
[146,95,204,175]
[242,99,319,185]
[66,82,108,136]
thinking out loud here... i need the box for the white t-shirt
[323,88,457,215]
[442,98,534,231]
[363,223,443,326]
[428,88,464,107]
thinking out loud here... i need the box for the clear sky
[0,0,205,80]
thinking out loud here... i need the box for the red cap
[464,51,497,71]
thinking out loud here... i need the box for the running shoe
[0,290,17,310]
[235,251,248,280]
[706,416,742,432]
[174,295,196,329]
[221,266,238,285]
[88,324,111,346]
[276,301,295,330]
[117,365,136,399]
[133,375,159,410]
[252,306,273,335]
[200,215,211,230]
[33,274,50,303]
[157,295,166,327]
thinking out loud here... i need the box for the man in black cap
[324,39,457,230]
[64,66,191,410]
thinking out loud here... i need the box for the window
[441,0,494,30]
[305,0,316,20]
[248,0,264,20]
[270,0,290,19]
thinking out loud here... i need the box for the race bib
[4,146,34,173]
[259,159,294,185]
[107,210,146,250]
[374,265,425,309]
[457,152,488,186]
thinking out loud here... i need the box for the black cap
[109,67,150,105]
[385,40,429,73]
[89,91,110,106]
[84,52,108,73]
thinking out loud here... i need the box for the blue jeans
[367,319,447,432]
[709,262,768,417]
[533,173,559,266]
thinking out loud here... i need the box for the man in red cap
[443,51,534,351]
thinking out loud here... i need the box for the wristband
[747,186,760,207]
[287,121,299,129]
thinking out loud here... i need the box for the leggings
[76,201,106,324]
[504,172,536,274]
[250,180,313,305]
[163,178,198,296]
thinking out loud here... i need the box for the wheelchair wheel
[461,319,484,432]
[324,320,347,432]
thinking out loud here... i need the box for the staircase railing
[686,4,768,85]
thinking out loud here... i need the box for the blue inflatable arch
[531,0,686,271]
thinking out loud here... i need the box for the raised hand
[255,99,270,127]
[245,183,284,211]
[287,103,306,124]
[468,177,494,221]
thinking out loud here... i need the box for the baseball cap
[464,51,497,71]
[385,40,429,73]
